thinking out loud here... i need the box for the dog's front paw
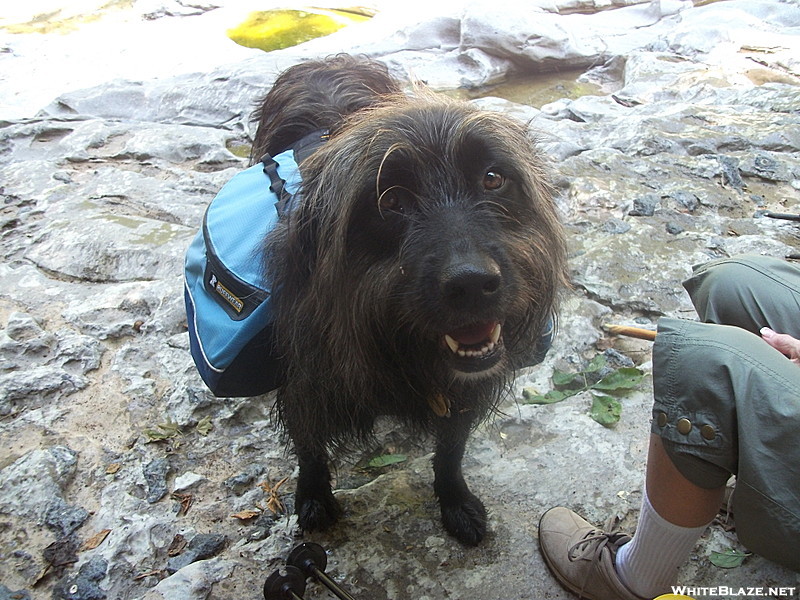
[296,490,342,532]
[440,492,487,546]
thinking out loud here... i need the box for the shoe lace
[567,527,632,596]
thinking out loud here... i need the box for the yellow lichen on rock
[227,8,369,52]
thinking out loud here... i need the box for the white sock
[615,490,711,598]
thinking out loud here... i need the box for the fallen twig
[604,324,657,341]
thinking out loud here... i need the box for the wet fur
[253,55,568,545]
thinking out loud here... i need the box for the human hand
[761,327,800,366]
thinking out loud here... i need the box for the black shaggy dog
[252,55,568,546]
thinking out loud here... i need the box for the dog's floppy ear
[264,135,357,299]
[283,137,374,277]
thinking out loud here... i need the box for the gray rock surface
[1,0,799,598]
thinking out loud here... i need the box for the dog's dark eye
[378,188,412,215]
[380,191,401,212]
[483,170,506,191]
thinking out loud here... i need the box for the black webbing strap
[260,129,329,218]
[293,128,330,163]
[261,155,291,216]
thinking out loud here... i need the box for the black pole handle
[264,565,306,600]
[287,543,357,600]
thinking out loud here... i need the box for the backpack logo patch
[209,273,244,314]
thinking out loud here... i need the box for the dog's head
[269,94,568,382]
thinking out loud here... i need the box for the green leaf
[552,369,582,387]
[143,429,173,442]
[143,419,182,442]
[367,454,407,468]
[522,388,571,405]
[196,416,213,436]
[709,549,750,569]
[159,419,181,434]
[589,395,622,427]
[585,354,608,372]
[592,367,644,392]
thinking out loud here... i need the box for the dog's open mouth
[443,321,504,372]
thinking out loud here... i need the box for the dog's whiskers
[476,198,510,215]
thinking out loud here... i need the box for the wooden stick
[604,324,657,341]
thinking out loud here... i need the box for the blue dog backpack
[184,131,327,397]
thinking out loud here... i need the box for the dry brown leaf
[170,492,193,517]
[133,569,166,581]
[259,476,289,515]
[167,533,187,557]
[80,529,111,552]
[106,463,121,475]
[231,509,262,521]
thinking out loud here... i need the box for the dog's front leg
[295,449,342,532]
[433,417,487,545]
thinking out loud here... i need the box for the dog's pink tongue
[448,321,497,345]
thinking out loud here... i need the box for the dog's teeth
[447,326,501,359]
[489,323,502,345]
[445,335,460,354]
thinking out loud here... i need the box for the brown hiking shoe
[538,507,646,600]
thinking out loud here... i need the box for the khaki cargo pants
[651,255,800,572]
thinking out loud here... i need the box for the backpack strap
[261,155,291,216]
[260,129,330,218]
[292,128,330,163]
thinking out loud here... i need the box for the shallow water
[451,68,603,108]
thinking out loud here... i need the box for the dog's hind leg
[295,449,343,532]
[433,416,487,545]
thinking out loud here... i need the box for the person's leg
[539,316,800,598]
[645,434,723,527]
[644,317,800,572]
[684,255,800,336]
[613,434,724,598]
[538,432,726,600]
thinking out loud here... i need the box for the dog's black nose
[441,258,502,310]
